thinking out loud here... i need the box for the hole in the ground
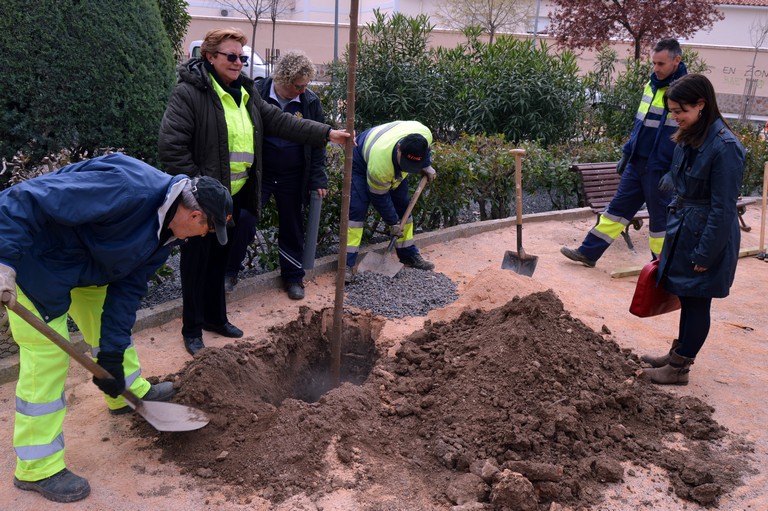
[288,307,379,403]
[169,306,383,411]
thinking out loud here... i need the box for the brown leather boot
[642,350,694,386]
[640,339,680,368]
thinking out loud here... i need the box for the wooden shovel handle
[760,162,768,253]
[6,299,141,409]
[510,149,526,227]
[383,175,429,253]
[399,175,429,230]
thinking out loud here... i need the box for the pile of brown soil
[141,291,753,509]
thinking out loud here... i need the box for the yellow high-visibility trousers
[8,286,150,481]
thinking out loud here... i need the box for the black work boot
[14,468,91,503]
[400,253,435,271]
[110,381,176,415]
[183,336,205,356]
[560,246,596,268]
[285,282,305,300]
[642,350,694,386]
[641,339,681,368]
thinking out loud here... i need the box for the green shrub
[434,34,586,145]
[422,140,475,228]
[462,134,518,220]
[315,144,347,246]
[157,0,192,62]
[0,0,176,164]
[515,141,579,211]
[324,13,586,145]
[324,10,436,132]
[735,124,768,196]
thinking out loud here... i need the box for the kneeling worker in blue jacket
[0,153,232,503]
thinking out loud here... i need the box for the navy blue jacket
[658,118,745,298]
[255,77,328,204]
[0,154,188,352]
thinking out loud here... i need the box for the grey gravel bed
[344,268,458,318]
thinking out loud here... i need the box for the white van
[187,40,268,79]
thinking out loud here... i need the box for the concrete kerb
[0,207,593,386]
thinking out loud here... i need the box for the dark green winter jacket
[158,58,330,216]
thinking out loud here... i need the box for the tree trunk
[250,19,259,80]
[271,21,277,76]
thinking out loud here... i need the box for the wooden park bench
[571,162,756,251]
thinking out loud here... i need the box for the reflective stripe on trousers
[586,214,664,257]
[578,157,669,262]
[346,170,417,268]
[9,286,151,481]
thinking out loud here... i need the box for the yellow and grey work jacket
[211,77,254,195]
[360,120,432,195]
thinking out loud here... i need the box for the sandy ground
[0,205,766,510]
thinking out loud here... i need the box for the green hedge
[0,0,175,164]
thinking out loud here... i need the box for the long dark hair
[664,74,731,148]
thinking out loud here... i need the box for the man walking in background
[561,38,686,267]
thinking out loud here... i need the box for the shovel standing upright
[501,148,539,276]
[758,161,768,260]
[6,298,209,432]
[355,175,429,278]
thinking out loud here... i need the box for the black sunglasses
[215,51,248,64]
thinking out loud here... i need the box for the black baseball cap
[398,134,430,173]
[191,176,233,245]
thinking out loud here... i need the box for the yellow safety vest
[210,76,254,195]
[361,121,432,195]
[635,82,678,130]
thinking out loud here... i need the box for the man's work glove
[421,166,437,183]
[658,172,675,193]
[388,224,404,238]
[616,154,629,176]
[93,351,126,398]
[0,263,17,309]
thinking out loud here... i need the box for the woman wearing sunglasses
[159,28,351,357]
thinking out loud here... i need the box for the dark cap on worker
[398,134,430,173]
[191,176,233,245]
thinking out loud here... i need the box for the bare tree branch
[436,0,531,44]
[218,0,271,77]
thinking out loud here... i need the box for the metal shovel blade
[355,245,404,278]
[132,400,209,432]
[8,300,209,433]
[501,250,539,276]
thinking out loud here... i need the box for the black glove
[616,154,629,176]
[93,351,125,398]
[658,172,675,193]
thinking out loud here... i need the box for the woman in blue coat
[642,74,745,385]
